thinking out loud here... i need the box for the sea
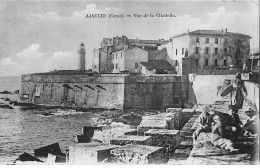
[0,76,100,164]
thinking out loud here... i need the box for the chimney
[221,28,224,32]
[188,29,190,33]
[225,28,227,33]
[78,42,86,71]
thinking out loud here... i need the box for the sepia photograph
[0,0,259,165]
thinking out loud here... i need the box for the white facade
[112,47,148,73]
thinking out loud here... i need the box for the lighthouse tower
[78,42,86,71]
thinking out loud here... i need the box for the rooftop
[172,30,251,39]
[33,70,98,75]
[140,60,175,71]
[128,39,169,45]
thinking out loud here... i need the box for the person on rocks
[211,115,239,153]
[231,72,248,113]
[192,105,213,145]
[242,109,258,136]
[223,105,243,140]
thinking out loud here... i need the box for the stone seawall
[20,74,189,109]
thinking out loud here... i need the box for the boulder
[110,135,152,146]
[110,144,168,164]
[75,135,91,143]
[46,153,66,163]
[69,142,118,164]
[15,152,43,163]
[34,143,62,157]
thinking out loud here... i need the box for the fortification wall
[20,74,126,109]
[20,74,189,110]
[123,75,189,109]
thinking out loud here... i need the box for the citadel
[19,29,258,111]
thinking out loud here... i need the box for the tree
[224,37,250,67]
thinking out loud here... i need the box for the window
[195,47,199,54]
[195,59,199,66]
[215,38,218,44]
[175,60,178,66]
[215,48,218,54]
[224,48,227,53]
[121,53,122,58]
[196,38,199,42]
[112,55,114,60]
[205,59,208,66]
[205,47,209,54]
[116,54,117,59]
[206,38,209,43]
[215,59,218,66]
[224,60,227,66]
[116,63,118,69]
[176,49,178,55]
[135,62,138,69]
[182,48,184,55]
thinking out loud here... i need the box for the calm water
[0,77,100,164]
[0,77,98,165]
[0,106,99,164]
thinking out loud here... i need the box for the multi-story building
[111,47,148,73]
[92,36,168,73]
[159,29,251,74]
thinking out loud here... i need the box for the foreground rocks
[110,144,168,164]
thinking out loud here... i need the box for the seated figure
[211,115,239,153]
[223,105,243,140]
[243,109,258,136]
[193,105,213,145]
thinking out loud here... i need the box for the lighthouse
[78,42,86,71]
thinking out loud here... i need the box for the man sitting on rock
[223,105,243,140]
[193,105,213,145]
[211,115,239,153]
[242,108,258,136]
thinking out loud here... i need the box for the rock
[110,144,168,164]
[0,90,11,94]
[137,113,175,135]
[15,152,43,163]
[81,126,102,137]
[15,90,19,94]
[69,142,119,164]
[75,135,91,143]
[144,129,181,156]
[124,129,137,135]
[34,143,62,157]
[92,125,133,144]
[0,103,13,109]
[46,153,66,163]
[42,112,53,116]
[110,135,152,146]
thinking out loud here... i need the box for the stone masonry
[144,129,181,158]
[110,144,168,164]
[110,135,152,146]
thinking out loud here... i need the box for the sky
[0,0,259,76]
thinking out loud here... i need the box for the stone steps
[168,113,200,164]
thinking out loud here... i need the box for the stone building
[159,29,251,75]
[92,36,168,73]
[111,47,148,73]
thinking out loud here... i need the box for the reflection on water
[0,107,97,164]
